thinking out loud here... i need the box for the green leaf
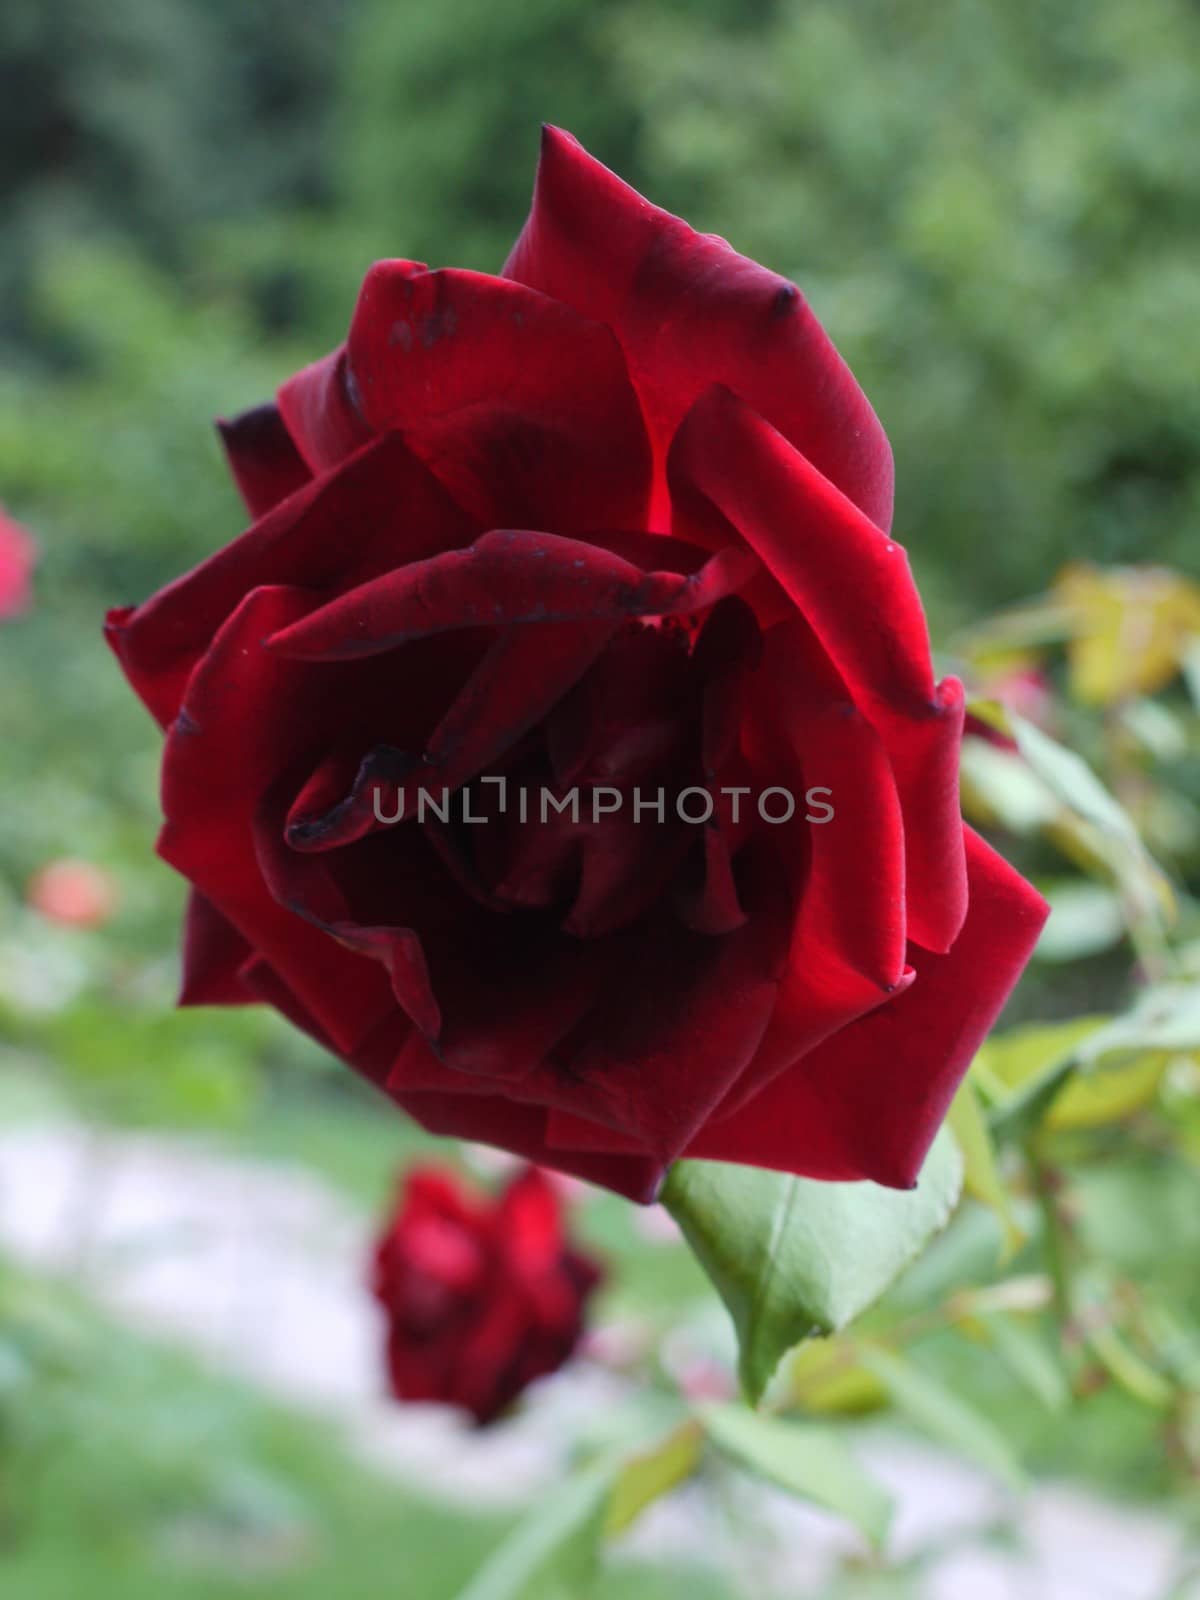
[1010,715,1142,849]
[980,1018,1105,1141]
[780,1337,890,1416]
[959,735,1059,833]
[978,1313,1070,1413]
[1078,984,1200,1065]
[698,1404,892,1548]
[857,1346,1025,1491]
[982,989,1200,1137]
[948,1078,1024,1257]
[1009,714,1174,925]
[458,1417,713,1598]
[455,1461,613,1600]
[661,1129,963,1404]
[1049,1054,1166,1130]
[1183,638,1200,713]
[605,1422,704,1537]
[1087,1326,1173,1410]
[1033,880,1126,963]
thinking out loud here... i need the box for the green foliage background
[2,0,1199,1595]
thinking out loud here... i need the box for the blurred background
[1,0,1199,1595]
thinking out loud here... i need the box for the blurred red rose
[27,859,120,928]
[0,505,36,618]
[107,126,1047,1203]
[372,1163,601,1424]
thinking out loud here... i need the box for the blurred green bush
[1,8,1199,1588]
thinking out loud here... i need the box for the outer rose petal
[238,955,339,1053]
[278,346,374,474]
[504,126,893,531]
[392,1089,665,1204]
[342,263,654,535]
[670,384,968,954]
[154,585,397,1057]
[686,827,1050,1187]
[104,434,477,729]
[178,890,255,1006]
[216,403,311,518]
[724,617,912,1106]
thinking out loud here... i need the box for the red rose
[27,858,120,929]
[372,1163,601,1424]
[0,505,36,619]
[106,127,1048,1203]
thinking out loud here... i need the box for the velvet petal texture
[269,530,756,660]
[686,828,1049,1186]
[217,403,311,519]
[504,126,893,531]
[156,585,397,1058]
[669,384,968,955]
[108,126,1048,1206]
[105,434,477,730]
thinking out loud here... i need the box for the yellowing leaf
[1055,563,1200,706]
[781,1338,889,1416]
[980,1018,1103,1139]
[605,1422,703,1537]
[1048,1052,1167,1130]
[948,1077,1024,1257]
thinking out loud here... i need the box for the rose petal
[687,827,1049,1186]
[284,621,615,853]
[156,585,397,1056]
[178,890,256,1006]
[670,385,967,953]
[544,846,792,1164]
[237,955,338,1052]
[106,434,476,729]
[268,529,757,661]
[504,126,893,530]
[216,403,311,518]
[277,345,374,473]
[345,263,654,534]
[393,1090,665,1203]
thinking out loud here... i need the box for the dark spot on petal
[368,746,420,782]
[344,360,366,419]
[389,320,414,352]
[420,306,458,348]
[286,815,336,846]
[771,283,799,318]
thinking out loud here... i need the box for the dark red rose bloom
[0,505,35,619]
[106,127,1048,1203]
[372,1163,601,1423]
